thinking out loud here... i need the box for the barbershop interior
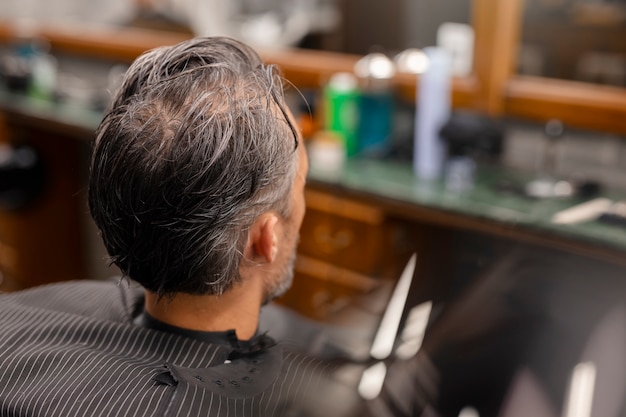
[2,0,626,415]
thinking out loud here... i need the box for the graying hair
[88,37,299,297]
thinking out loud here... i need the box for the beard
[262,239,298,305]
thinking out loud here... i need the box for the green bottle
[324,72,360,157]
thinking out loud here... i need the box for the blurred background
[1,1,626,416]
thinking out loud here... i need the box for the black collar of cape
[136,311,283,398]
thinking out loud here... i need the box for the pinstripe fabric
[0,281,346,417]
[0,281,441,417]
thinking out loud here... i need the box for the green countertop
[307,157,626,260]
[2,89,626,261]
[0,90,103,136]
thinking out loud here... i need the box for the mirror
[519,0,626,87]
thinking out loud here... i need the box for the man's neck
[143,278,264,341]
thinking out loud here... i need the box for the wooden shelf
[505,76,626,135]
[2,0,626,136]
[0,22,190,62]
[0,21,477,108]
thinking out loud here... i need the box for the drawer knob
[313,224,353,253]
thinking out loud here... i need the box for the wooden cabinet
[299,189,389,275]
[277,188,413,322]
[0,115,87,291]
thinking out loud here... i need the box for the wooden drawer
[279,188,414,321]
[298,189,390,276]
[278,254,392,323]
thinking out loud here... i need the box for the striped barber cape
[0,280,351,417]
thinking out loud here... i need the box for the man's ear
[246,213,279,264]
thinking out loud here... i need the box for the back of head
[89,37,298,297]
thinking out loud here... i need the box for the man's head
[89,37,304,300]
